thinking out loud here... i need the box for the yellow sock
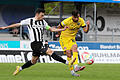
[73,52,78,65]
[67,57,74,71]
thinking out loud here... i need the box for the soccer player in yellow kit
[57,10,89,77]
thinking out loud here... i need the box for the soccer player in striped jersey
[0,8,76,76]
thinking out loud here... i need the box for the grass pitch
[0,63,120,80]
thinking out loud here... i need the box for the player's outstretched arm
[83,20,90,33]
[49,26,68,32]
[55,24,63,37]
[0,23,21,30]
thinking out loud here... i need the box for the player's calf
[68,58,76,67]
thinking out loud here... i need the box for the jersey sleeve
[60,19,68,27]
[81,18,86,28]
[20,18,30,26]
[43,20,51,30]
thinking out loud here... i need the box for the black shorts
[31,41,49,57]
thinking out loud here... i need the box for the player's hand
[83,20,90,33]
[0,27,6,30]
[86,20,90,25]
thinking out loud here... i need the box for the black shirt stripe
[36,28,40,41]
[29,19,45,42]
[32,28,37,41]
[38,21,41,25]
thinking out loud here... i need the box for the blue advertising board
[45,0,120,3]
[0,41,120,50]
[48,41,120,50]
[0,41,20,48]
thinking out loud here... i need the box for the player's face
[37,12,45,20]
[72,16,79,22]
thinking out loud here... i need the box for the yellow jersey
[60,16,86,38]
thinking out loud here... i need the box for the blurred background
[0,0,120,42]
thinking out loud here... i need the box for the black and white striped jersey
[20,17,48,42]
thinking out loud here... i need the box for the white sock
[74,64,78,69]
[19,67,22,71]
[71,70,75,74]
[65,61,69,65]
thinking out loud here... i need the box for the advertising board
[0,41,120,63]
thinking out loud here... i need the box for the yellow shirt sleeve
[80,18,86,27]
[60,18,69,27]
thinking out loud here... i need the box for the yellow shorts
[59,36,77,51]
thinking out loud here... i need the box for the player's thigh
[71,44,78,52]
[65,50,72,58]
[31,56,39,64]
[70,38,77,51]
[59,37,71,51]
[69,38,77,50]
[31,41,42,57]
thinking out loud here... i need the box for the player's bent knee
[66,50,71,58]
[31,56,39,64]
[72,45,78,52]
[73,45,77,48]
[46,48,54,55]
[31,59,37,64]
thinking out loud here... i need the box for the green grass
[0,63,120,80]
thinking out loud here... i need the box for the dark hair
[35,8,45,14]
[72,10,79,17]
